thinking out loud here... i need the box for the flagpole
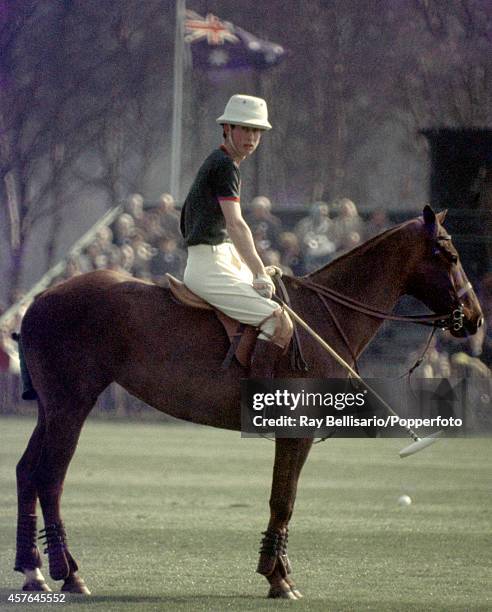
[170,0,186,203]
[254,70,262,197]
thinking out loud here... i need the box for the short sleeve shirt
[180,147,240,247]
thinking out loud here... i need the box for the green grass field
[0,417,491,611]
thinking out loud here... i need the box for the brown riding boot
[249,339,285,379]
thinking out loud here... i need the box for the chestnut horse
[14,206,482,598]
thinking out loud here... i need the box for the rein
[292,277,466,331]
[273,264,473,380]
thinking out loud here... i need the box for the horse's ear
[423,205,438,236]
[423,205,436,226]
[436,209,448,224]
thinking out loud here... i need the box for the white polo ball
[398,494,412,507]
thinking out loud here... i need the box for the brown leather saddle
[166,273,258,368]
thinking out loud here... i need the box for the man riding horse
[12,92,484,599]
[180,94,293,378]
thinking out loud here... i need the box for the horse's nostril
[477,316,484,328]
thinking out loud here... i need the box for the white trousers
[183,243,279,339]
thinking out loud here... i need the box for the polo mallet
[279,301,443,458]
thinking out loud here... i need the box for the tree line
[0,0,491,302]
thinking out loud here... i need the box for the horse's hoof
[61,575,91,595]
[291,588,303,599]
[268,586,298,600]
[23,580,52,592]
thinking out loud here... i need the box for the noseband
[436,234,473,333]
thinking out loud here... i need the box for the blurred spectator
[112,213,136,246]
[83,241,108,271]
[106,245,126,273]
[478,272,492,368]
[450,351,490,378]
[450,351,491,433]
[94,226,113,252]
[252,223,271,261]
[295,201,336,272]
[64,256,83,279]
[120,243,136,272]
[364,208,390,240]
[157,193,181,242]
[0,327,12,372]
[126,193,145,224]
[245,196,282,253]
[278,231,306,276]
[332,198,364,255]
[150,237,186,286]
[140,204,165,247]
[130,230,155,280]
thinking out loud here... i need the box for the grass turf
[0,417,491,611]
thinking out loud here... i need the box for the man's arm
[219,200,274,296]
[220,200,264,275]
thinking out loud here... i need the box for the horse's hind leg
[257,438,313,599]
[15,410,50,592]
[33,402,92,595]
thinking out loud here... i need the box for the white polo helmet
[216,94,272,130]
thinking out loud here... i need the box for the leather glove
[253,273,275,299]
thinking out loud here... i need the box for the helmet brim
[216,117,272,131]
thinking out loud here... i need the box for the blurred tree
[1,0,490,303]
[0,0,173,298]
[0,1,111,294]
[395,0,492,128]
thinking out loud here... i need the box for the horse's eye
[443,251,458,265]
[433,246,457,265]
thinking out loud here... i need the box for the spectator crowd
[41,193,393,287]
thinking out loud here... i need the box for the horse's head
[407,205,483,338]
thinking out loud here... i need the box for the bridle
[294,233,473,334]
[433,233,474,333]
[275,232,474,375]
[267,231,476,445]
[291,278,468,335]
[270,228,476,444]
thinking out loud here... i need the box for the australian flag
[184,11,286,71]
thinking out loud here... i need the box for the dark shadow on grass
[2,588,485,610]
[64,594,263,604]
[55,595,488,612]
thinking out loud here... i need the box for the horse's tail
[12,333,38,401]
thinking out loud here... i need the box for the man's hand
[253,273,275,299]
[264,265,282,278]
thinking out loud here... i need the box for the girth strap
[221,323,247,369]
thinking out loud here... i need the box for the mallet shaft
[281,302,420,442]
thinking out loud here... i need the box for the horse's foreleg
[257,438,313,599]
[34,410,90,595]
[15,416,51,592]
